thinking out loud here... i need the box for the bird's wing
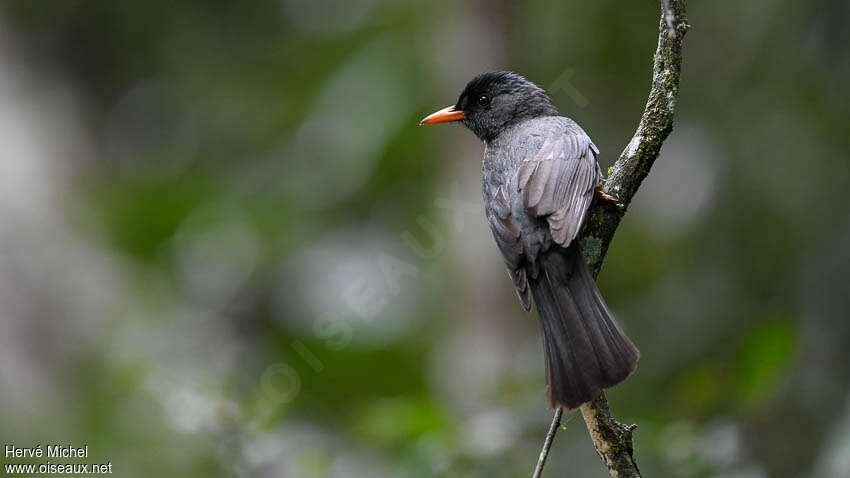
[486,185,532,310]
[517,123,601,248]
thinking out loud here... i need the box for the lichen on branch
[573,2,689,478]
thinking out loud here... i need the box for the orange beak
[419,105,466,125]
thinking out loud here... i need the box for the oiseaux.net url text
[4,462,112,474]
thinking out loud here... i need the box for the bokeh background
[1,1,848,477]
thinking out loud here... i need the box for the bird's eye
[477,95,490,107]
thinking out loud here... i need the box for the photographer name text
[5,444,88,459]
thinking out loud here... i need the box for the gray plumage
[483,116,600,307]
[426,71,639,409]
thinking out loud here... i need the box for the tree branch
[532,1,688,477]
[580,0,688,277]
[578,2,688,477]
[660,0,678,39]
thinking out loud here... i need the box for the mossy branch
[533,2,688,477]
[581,0,688,277]
[578,2,688,477]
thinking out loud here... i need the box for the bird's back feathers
[483,115,638,408]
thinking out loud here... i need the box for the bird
[420,71,638,409]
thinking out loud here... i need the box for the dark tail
[528,244,639,409]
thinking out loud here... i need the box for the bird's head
[420,71,559,142]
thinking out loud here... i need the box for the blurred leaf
[354,397,449,445]
[735,317,797,408]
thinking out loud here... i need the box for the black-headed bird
[421,71,639,409]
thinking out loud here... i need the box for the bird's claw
[595,183,624,210]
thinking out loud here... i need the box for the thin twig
[532,408,563,478]
[531,1,688,477]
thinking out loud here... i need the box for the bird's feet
[595,181,624,210]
